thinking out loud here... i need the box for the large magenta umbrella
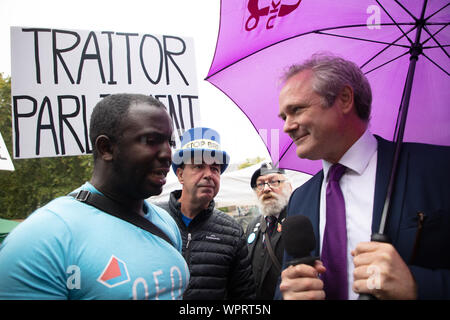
[206,0,449,176]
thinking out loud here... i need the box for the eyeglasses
[255,180,285,191]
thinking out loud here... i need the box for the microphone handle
[287,256,319,267]
[358,233,391,300]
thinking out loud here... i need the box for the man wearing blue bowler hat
[158,127,255,300]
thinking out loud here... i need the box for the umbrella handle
[357,233,391,300]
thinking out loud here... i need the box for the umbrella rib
[360,25,417,70]
[364,51,410,75]
[315,31,410,48]
[421,23,449,46]
[377,0,414,45]
[423,45,450,49]
[394,0,419,22]
[275,140,294,168]
[425,3,450,21]
[421,52,450,76]
[422,24,450,59]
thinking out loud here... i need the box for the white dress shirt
[319,130,378,300]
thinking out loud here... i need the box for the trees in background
[237,156,266,170]
[0,73,92,219]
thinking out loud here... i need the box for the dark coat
[157,190,255,300]
[276,136,450,299]
[245,208,286,299]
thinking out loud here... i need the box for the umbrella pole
[359,2,427,300]
[377,61,418,236]
[377,4,426,237]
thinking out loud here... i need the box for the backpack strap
[69,190,174,247]
[260,215,282,273]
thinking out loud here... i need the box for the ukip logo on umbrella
[245,0,303,31]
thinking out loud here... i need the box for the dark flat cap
[250,162,285,188]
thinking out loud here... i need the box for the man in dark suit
[277,53,450,300]
[245,163,292,299]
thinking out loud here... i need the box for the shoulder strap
[260,215,282,273]
[69,190,174,247]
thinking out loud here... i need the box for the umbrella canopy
[206,0,450,175]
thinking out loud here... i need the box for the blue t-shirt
[181,214,193,226]
[0,182,189,300]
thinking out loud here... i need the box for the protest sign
[0,132,14,171]
[10,27,200,159]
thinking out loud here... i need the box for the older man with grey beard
[245,163,293,299]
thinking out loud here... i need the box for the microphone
[282,215,318,266]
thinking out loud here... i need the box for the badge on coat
[277,218,284,233]
[247,232,256,244]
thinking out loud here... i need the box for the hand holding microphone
[279,215,326,300]
[280,215,417,300]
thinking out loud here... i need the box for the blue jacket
[279,136,450,299]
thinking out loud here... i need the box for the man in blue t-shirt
[0,94,189,299]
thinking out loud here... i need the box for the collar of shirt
[263,213,280,220]
[322,129,377,180]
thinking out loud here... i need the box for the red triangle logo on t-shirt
[100,256,121,281]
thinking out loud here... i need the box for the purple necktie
[321,163,348,300]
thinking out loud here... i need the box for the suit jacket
[246,208,286,299]
[280,136,450,299]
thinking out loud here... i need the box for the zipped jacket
[157,190,255,300]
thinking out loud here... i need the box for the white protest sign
[10,26,200,159]
[0,132,15,171]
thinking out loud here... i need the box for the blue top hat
[172,127,230,174]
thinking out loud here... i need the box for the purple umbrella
[206,0,449,176]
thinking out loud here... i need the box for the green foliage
[217,206,229,213]
[237,156,267,170]
[0,73,93,219]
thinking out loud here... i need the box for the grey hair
[281,53,372,121]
